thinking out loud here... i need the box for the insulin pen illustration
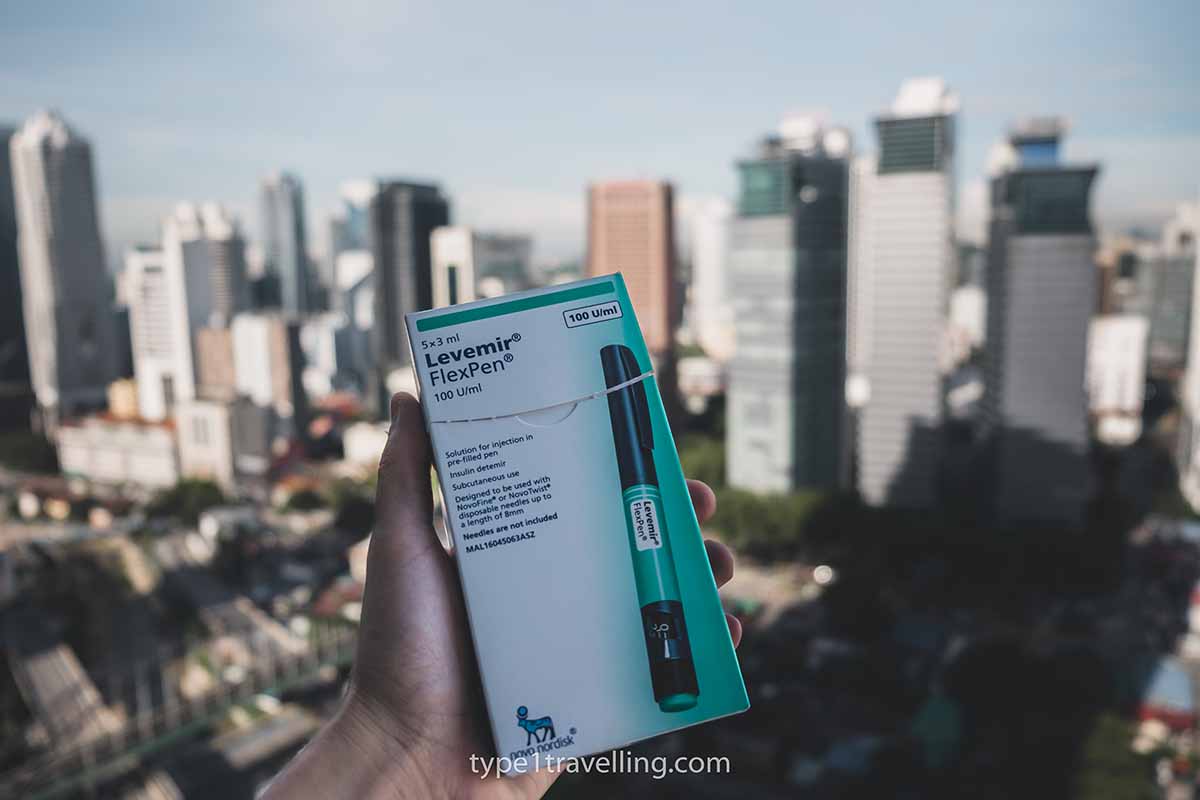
[601,344,700,713]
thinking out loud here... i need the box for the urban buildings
[56,413,179,490]
[981,118,1099,524]
[176,396,274,495]
[1176,194,1200,511]
[430,226,532,307]
[231,312,307,431]
[1087,315,1148,446]
[260,172,313,314]
[856,79,958,508]
[326,179,376,302]
[0,124,33,429]
[9,111,115,429]
[127,204,248,422]
[725,115,852,493]
[687,198,736,363]
[586,180,678,360]
[368,180,450,411]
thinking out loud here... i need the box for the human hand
[264,393,741,800]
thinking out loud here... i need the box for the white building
[687,198,735,362]
[982,118,1099,524]
[10,111,115,427]
[127,203,247,421]
[1087,315,1148,446]
[231,312,305,423]
[431,226,532,308]
[946,284,986,368]
[1176,190,1200,510]
[857,79,958,508]
[57,415,178,489]
[176,399,236,492]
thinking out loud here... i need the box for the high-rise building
[726,115,852,493]
[0,124,34,430]
[123,245,172,419]
[260,171,313,313]
[10,111,116,429]
[231,312,307,431]
[586,180,677,358]
[327,179,376,302]
[369,180,450,412]
[856,79,958,508]
[127,204,249,421]
[1087,314,1148,446]
[431,226,532,308]
[1170,197,1200,508]
[687,198,735,363]
[981,118,1099,524]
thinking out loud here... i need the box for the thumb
[375,392,435,538]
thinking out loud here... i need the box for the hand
[264,393,741,800]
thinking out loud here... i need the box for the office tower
[726,115,852,493]
[688,198,735,363]
[123,245,173,420]
[128,204,248,422]
[327,179,376,302]
[857,79,958,508]
[1087,315,1148,446]
[586,180,677,358]
[431,226,533,307]
[369,180,450,413]
[981,118,1099,524]
[10,111,115,429]
[194,325,236,400]
[231,312,307,429]
[260,171,313,313]
[0,124,34,430]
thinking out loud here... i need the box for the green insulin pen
[601,344,699,713]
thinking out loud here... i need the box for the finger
[725,613,743,648]
[687,479,717,524]
[705,539,734,587]
[375,393,435,535]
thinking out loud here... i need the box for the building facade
[856,79,958,508]
[260,172,313,314]
[726,116,852,493]
[586,180,677,359]
[687,198,735,363]
[431,226,533,308]
[369,180,450,413]
[981,118,1099,524]
[56,415,179,490]
[10,111,115,428]
[0,124,34,429]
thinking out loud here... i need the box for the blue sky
[3,1,1197,267]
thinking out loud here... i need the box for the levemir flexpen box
[405,274,748,771]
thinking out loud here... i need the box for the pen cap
[601,344,657,491]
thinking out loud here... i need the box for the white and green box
[406,273,748,771]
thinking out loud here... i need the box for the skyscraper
[10,111,115,429]
[369,180,450,413]
[726,115,852,492]
[1177,192,1200,510]
[856,79,958,508]
[981,118,1099,524]
[0,124,34,430]
[431,226,532,307]
[260,171,312,314]
[687,198,735,363]
[586,180,677,359]
[327,179,376,303]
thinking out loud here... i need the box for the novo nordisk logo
[512,705,576,757]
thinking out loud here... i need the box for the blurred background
[0,1,1198,797]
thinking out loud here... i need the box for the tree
[147,480,226,525]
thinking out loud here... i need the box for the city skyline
[1,2,1196,269]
